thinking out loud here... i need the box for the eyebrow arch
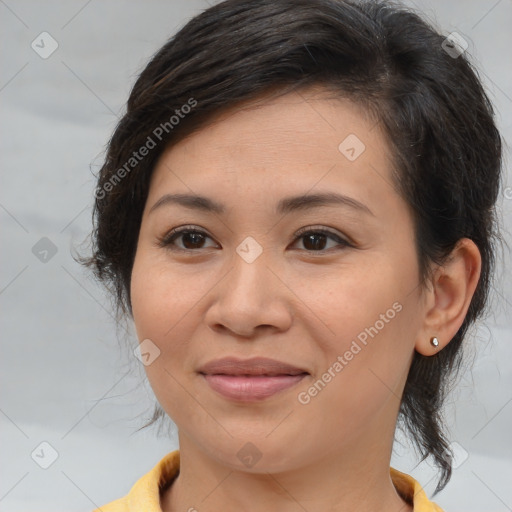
[148,191,373,216]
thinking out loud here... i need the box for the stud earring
[430,336,439,348]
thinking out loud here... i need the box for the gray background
[1,0,511,510]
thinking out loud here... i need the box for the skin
[130,87,481,512]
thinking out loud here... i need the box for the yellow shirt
[94,450,444,511]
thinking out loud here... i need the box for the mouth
[197,357,309,402]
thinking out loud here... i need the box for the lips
[198,357,309,401]
[197,356,309,377]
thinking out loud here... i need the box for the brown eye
[158,227,218,251]
[158,225,351,253]
[291,228,351,252]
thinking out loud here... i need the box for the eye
[157,226,218,251]
[290,226,352,252]
[157,225,352,253]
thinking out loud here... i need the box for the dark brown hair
[83,0,502,492]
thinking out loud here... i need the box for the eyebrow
[148,191,374,216]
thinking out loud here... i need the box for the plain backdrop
[1,0,511,510]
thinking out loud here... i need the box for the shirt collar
[126,450,444,511]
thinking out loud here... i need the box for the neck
[161,434,412,512]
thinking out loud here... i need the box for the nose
[204,248,293,339]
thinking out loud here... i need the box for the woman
[85,0,502,510]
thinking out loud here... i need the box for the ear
[415,238,482,356]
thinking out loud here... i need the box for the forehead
[148,89,398,215]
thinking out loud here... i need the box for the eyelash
[156,224,353,253]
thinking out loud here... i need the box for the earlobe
[415,238,481,356]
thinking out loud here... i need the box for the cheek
[295,302,416,441]
[130,249,199,341]
[130,251,195,414]
[298,252,419,407]
[130,253,162,341]
[130,249,217,394]
[302,256,405,346]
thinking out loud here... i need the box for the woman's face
[131,89,428,472]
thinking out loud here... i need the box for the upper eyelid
[160,225,351,248]
[165,225,345,239]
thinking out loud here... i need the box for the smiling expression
[130,88,427,472]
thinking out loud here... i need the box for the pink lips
[198,357,309,402]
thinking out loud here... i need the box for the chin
[198,432,307,474]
